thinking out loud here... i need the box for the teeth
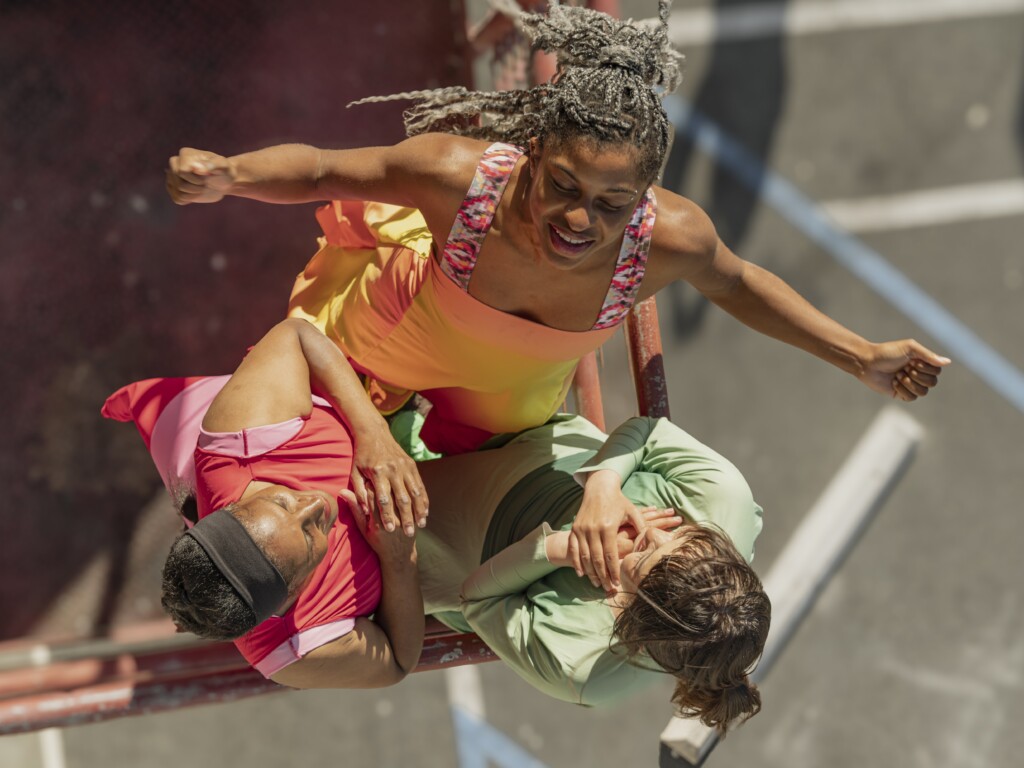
[554,228,589,245]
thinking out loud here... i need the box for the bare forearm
[224,144,327,203]
[708,261,873,377]
[291,318,390,439]
[374,557,424,675]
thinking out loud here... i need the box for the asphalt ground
[4,1,1023,766]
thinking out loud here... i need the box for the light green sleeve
[460,526,640,705]
[575,417,763,562]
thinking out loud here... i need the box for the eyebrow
[551,163,638,196]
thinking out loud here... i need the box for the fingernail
[417,518,427,528]
[404,526,415,537]
[385,522,395,532]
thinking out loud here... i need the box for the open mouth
[548,224,594,256]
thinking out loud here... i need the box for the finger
[340,489,368,535]
[373,477,398,532]
[896,370,928,398]
[589,533,611,591]
[906,340,951,368]
[350,472,370,513]
[651,515,684,530]
[598,540,618,593]
[910,359,943,376]
[567,533,583,578]
[641,507,677,523]
[391,476,416,537]
[165,174,211,197]
[893,378,918,401]
[408,474,430,529]
[623,506,647,538]
[577,535,598,587]
[905,367,938,389]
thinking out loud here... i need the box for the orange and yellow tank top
[287,143,657,454]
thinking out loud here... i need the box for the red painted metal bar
[0,623,494,736]
[625,296,671,419]
[571,351,607,432]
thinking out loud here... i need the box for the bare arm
[269,557,423,690]
[270,489,422,689]
[166,133,480,214]
[648,193,949,400]
[202,318,428,532]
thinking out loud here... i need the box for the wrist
[544,531,571,567]
[583,469,621,494]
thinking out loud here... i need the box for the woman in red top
[157,318,424,689]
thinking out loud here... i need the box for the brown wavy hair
[613,524,771,733]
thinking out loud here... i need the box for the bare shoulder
[389,134,491,189]
[642,186,719,292]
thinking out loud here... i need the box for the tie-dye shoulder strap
[441,142,525,291]
[592,188,658,330]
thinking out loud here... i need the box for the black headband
[186,511,289,624]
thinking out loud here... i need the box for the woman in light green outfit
[412,414,770,732]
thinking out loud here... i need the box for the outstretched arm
[648,195,950,401]
[166,132,478,216]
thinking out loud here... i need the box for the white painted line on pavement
[445,665,486,720]
[820,179,1024,234]
[662,408,924,766]
[668,0,1024,47]
[39,730,66,768]
[446,665,550,768]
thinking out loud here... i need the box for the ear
[528,136,541,174]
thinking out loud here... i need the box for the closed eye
[551,177,576,195]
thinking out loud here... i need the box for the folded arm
[202,318,428,532]
[270,554,423,689]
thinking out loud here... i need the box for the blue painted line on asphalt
[451,707,551,768]
[665,96,1024,414]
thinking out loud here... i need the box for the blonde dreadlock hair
[350,1,683,183]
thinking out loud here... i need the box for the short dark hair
[613,525,771,734]
[160,527,258,641]
[160,504,300,640]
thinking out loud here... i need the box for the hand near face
[166,147,236,205]
[569,470,647,592]
[860,340,950,401]
[341,489,415,565]
[615,507,683,558]
[349,426,429,539]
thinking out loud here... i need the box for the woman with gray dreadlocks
[166,1,948,592]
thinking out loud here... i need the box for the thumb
[907,340,951,367]
[187,155,229,177]
[624,505,647,536]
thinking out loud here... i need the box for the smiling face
[230,485,338,606]
[526,135,649,269]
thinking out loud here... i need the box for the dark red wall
[0,0,470,640]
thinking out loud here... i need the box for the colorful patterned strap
[441,142,524,291]
[441,142,657,330]
[592,187,657,330]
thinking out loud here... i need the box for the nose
[293,493,324,523]
[564,204,593,232]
